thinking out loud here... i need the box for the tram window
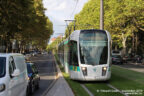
[79,30,108,65]
[69,41,78,66]
[99,46,108,64]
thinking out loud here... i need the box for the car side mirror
[12,69,20,77]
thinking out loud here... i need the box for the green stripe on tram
[69,65,80,72]
[64,40,69,45]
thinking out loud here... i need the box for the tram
[58,29,111,81]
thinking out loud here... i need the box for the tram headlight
[82,67,86,70]
[102,67,107,76]
[0,84,5,92]
[103,67,107,71]
[81,67,87,76]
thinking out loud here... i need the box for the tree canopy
[0,0,53,52]
[64,0,144,55]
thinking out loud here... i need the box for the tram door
[64,44,69,73]
[69,41,79,79]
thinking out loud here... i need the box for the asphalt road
[30,53,57,96]
[116,63,144,73]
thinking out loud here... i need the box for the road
[30,53,57,96]
[117,63,144,73]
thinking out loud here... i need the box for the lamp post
[100,0,104,30]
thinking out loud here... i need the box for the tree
[65,0,144,55]
[0,0,53,52]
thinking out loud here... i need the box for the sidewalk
[46,64,74,96]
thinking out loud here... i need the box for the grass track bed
[110,65,144,96]
[85,83,123,96]
[112,65,144,84]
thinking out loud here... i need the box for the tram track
[107,84,129,96]
[80,84,94,96]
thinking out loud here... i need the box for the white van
[0,53,28,96]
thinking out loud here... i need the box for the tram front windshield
[79,30,108,65]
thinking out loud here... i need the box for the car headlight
[0,84,5,92]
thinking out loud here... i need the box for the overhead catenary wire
[70,0,79,18]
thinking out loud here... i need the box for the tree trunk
[122,33,127,56]
[135,33,139,54]
[132,33,135,54]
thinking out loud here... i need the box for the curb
[130,63,144,67]
[53,55,75,96]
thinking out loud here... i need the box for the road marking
[107,84,129,96]
[80,84,94,96]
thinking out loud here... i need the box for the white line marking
[107,84,129,96]
[80,84,94,96]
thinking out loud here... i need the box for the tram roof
[59,29,110,45]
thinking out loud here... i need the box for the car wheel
[30,82,35,94]
[26,87,29,96]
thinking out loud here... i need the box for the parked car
[112,55,123,64]
[29,51,37,56]
[26,62,40,95]
[122,55,131,63]
[0,53,28,96]
[42,51,48,55]
[132,55,142,63]
[22,52,32,61]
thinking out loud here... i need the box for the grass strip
[54,54,89,96]
[112,65,144,84]
[85,83,124,96]
[110,65,144,96]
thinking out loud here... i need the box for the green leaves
[65,0,144,54]
[0,0,53,51]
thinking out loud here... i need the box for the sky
[43,0,88,39]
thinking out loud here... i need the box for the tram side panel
[58,44,64,67]
[63,43,70,73]
[68,40,82,80]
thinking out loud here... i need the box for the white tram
[58,29,111,81]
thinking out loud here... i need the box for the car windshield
[0,57,6,78]
[79,30,108,65]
